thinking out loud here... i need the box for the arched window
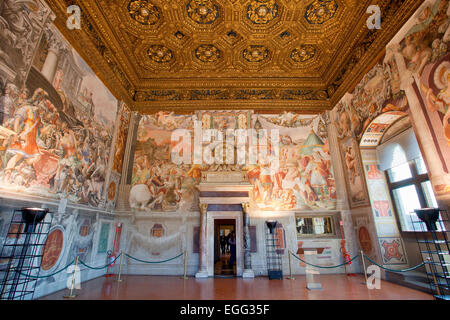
[378,129,439,231]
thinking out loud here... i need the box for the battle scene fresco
[0,3,118,208]
[250,114,336,210]
[130,111,196,212]
[130,111,336,212]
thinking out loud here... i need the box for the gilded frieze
[134,88,332,102]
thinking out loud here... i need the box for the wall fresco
[0,8,118,207]
[130,111,336,211]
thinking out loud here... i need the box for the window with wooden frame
[385,157,440,232]
[295,215,335,238]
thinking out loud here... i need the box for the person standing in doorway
[228,231,236,268]
[225,232,230,253]
[220,235,226,255]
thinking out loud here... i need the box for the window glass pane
[421,180,438,209]
[296,218,313,235]
[392,185,421,231]
[313,218,325,234]
[296,217,333,236]
[387,162,412,183]
[415,157,428,175]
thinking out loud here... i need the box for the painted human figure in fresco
[258,162,274,204]
[298,155,319,206]
[238,113,247,129]
[54,121,79,192]
[3,89,49,183]
[0,0,36,79]
[112,109,129,173]
[334,102,363,139]
[421,60,450,145]
[310,149,332,200]
[0,83,18,126]
[344,145,357,185]
[187,164,202,182]
[401,0,450,75]
[201,113,211,129]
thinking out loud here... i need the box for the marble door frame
[206,211,243,277]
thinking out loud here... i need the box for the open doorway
[214,219,236,277]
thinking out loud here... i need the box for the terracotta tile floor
[40,274,434,300]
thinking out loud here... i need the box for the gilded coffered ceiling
[47,0,422,113]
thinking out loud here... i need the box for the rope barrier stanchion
[360,250,368,285]
[124,252,184,264]
[78,254,122,270]
[63,256,79,299]
[287,250,295,280]
[181,250,188,280]
[11,259,75,279]
[289,251,359,269]
[363,253,425,272]
[116,250,124,283]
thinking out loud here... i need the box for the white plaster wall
[118,211,200,276]
[111,209,361,278]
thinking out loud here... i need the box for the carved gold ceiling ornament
[305,0,338,25]
[186,0,219,25]
[147,45,174,63]
[243,45,269,63]
[46,0,422,113]
[290,45,316,62]
[247,0,279,24]
[195,44,221,63]
[128,0,161,25]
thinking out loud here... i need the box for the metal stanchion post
[287,251,295,280]
[360,250,368,286]
[181,250,188,280]
[64,256,79,299]
[116,251,124,282]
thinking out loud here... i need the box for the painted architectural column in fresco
[196,203,209,278]
[121,112,140,185]
[325,110,363,272]
[41,39,60,83]
[390,45,450,209]
[325,110,350,211]
[241,202,254,278]
[116,112,140,211]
